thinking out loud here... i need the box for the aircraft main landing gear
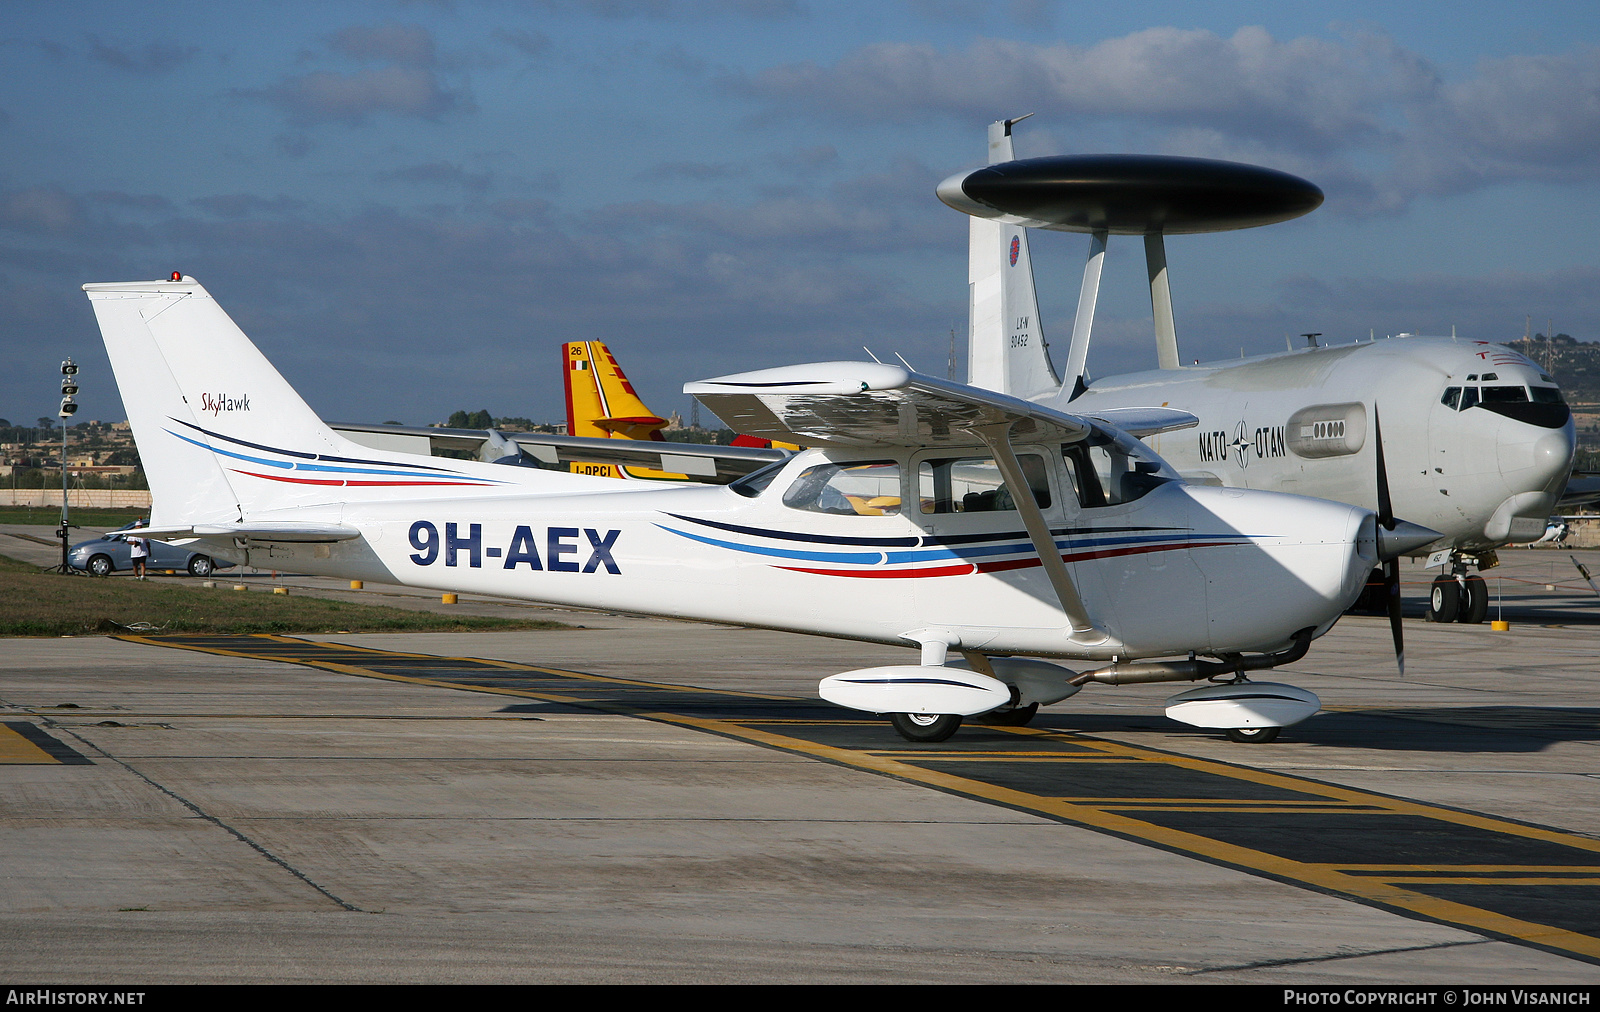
[1225,726,1281,743]
[889,712,963,742]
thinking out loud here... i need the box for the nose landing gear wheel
[1225,726,1281,743]
[1458,573,1488,624]
[889,712,963,742]
[1427,575,1460,623]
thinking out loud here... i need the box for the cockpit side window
[783,460,902,516]
[1441,387,1461,409]
[728,458,789,498]
[1531,386,1566,405]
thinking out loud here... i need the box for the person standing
[129,521,150,580]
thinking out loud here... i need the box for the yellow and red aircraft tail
[562,340,799,479]
[564,341,670,442]
[562,341,686,479]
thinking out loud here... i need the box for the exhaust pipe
[1070,627,1314,686]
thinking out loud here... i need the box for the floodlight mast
[56,357,79,574]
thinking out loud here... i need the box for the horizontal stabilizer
[133,522,361,543]
[1081,406,1199,438]
[330,422,786,483]
[685,362,1094,448]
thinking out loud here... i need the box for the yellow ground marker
[0,725,59,764]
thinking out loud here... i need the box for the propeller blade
[1375,404,1403,675]
[1385,557,1405,677]
[1373,405,1394,531]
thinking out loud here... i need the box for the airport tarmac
[3,537,1600,983]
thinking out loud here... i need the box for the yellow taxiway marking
[116,634,1600,963]
[0,724,59,764]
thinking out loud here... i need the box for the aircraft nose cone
[1496,420,1575,494]
[1378,519,1442,561]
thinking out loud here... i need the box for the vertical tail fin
[85,276,513,525]
[563,340,669,441]
[965,118,1060,400]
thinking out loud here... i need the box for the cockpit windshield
[1441,383,1565,412]
[1062,424,1180,507]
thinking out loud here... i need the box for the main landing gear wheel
[1458,573,1488,624]
[87,555,113,577]
[1225,726,1281,743]
[1427,575,1460,623]
[977,702,1039,727]
[889,712,963,742]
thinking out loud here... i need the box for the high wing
[1079,406,1199,438]
[1557,473,1600,511]
[685,361,1102,449]
[329,421,786,482]
[686,360,1128,642]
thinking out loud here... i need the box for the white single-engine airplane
[938,118,1576,633]
[85,274,1438,743]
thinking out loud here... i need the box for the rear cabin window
[917,455,1050,514]
[782,461,902,516]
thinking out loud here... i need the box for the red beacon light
[170,271,182,282]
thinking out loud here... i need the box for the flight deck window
[1441,387,1461,409]
[1459,386,1480,410]
[917,455,1050,514]
[1531,386,1566,405]
[783,461,902,516]
[1481,386,1529,403]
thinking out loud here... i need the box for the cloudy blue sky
[4,1,1599,428]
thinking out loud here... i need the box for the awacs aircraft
[84,274,1437,743]
[937,117,1576,628]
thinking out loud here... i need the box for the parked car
[68,522,234,578]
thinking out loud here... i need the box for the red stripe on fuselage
[776,540,1236,579]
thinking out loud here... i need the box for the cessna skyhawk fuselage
[84,275,1436,743]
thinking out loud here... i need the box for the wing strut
[975,423,1105,643]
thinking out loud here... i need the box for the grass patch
[0,505,148,528]
[0,556,568,636]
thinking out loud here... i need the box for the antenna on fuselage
[938,132,1324,397]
